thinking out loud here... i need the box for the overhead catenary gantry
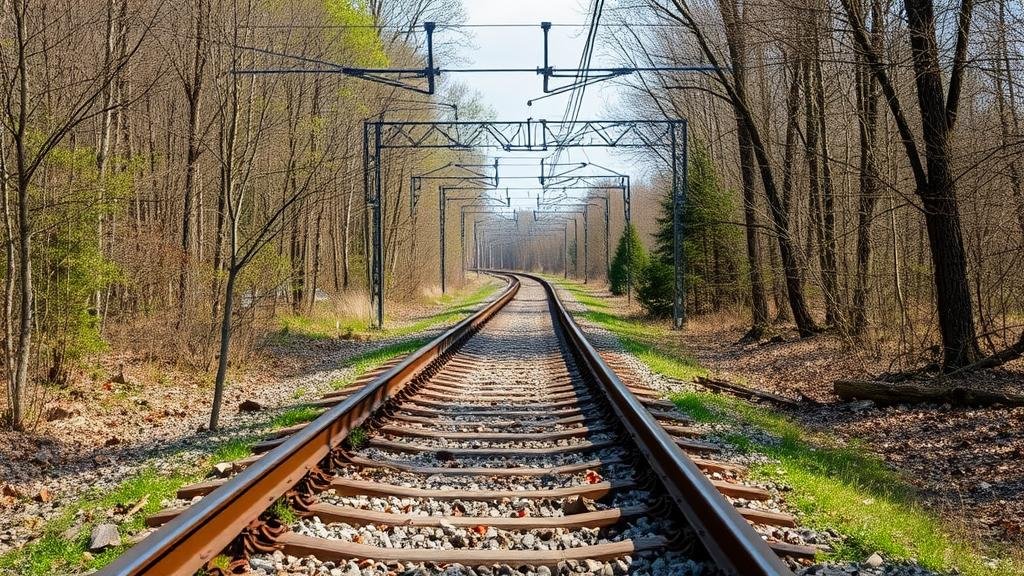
[534,200,607,284]
[410,160,606,211]
[410,162,632,293]
[478,222,571,275]
[410,160,629,213]
[234,22,717,98]
[234,17,713,329]
[435,180,631,292]
[365,119,688,330]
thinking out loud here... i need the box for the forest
[1,0,1022,426]
[0,0,484,431]
[2,0,1024,575]
[607,0,1024,377]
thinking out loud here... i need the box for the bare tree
[850,0,884,334]
[0,0,153,429]
[659,0,821,337]
[840,0,981,368]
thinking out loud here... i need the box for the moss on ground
[555,277,1024,576]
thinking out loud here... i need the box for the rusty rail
[98,274,520,576]
[101,271,792,576]
[521,272,793,576]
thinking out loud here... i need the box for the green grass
[203,555,233,574]
[668,391,724,423]
[554,279,707,382]
[268,499,298,524]
[269,405,324,429]
[555,277,1024,576]
[329,337,429,390]
[346,426,368,449]
[383,282,501,338]
[271,280,501,344]
[670,390,1024,575]
[620,338,706,382]
[210,438,252,463]
[274,314,370,342]
[0,467,198,575]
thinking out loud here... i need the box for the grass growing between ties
[346,426,368,449]
[268,499,298,524]
[555,277,1024,576]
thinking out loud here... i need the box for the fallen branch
[834,379,1024,407]
[693,376,802,407]
[941,331,1024,378]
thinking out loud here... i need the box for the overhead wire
[239,22,685,30]
[548,0,606,179]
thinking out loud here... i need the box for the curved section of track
[99,273,795,576]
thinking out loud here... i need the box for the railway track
[100,273,810,576]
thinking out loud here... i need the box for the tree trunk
[726,4,769,338]
[94,0,116,317]
[209,265,237,431]
[782,55,802,282]
[851,0,883,334]
[212,72,240,322]
[0,121,15,428]
[835,378,1024,407]
[814,56,841,327]
[308,207,324,315]
[179,0,208,317]
[343,173,354,290]
[905,0,980,367]
[9,0,31,431]
[717,0,818,337]
[12,173,30,432]
[840,0,980,367]
[994,0,1024,242]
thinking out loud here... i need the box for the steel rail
[98,274,521,576]
[519,272,794,576]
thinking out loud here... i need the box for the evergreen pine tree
[639,139,741,316]
[608,224,648,295]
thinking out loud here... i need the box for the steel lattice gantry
[365,119,688,329]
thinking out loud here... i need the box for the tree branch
[838,0,929,192]
[945,0,974,131]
